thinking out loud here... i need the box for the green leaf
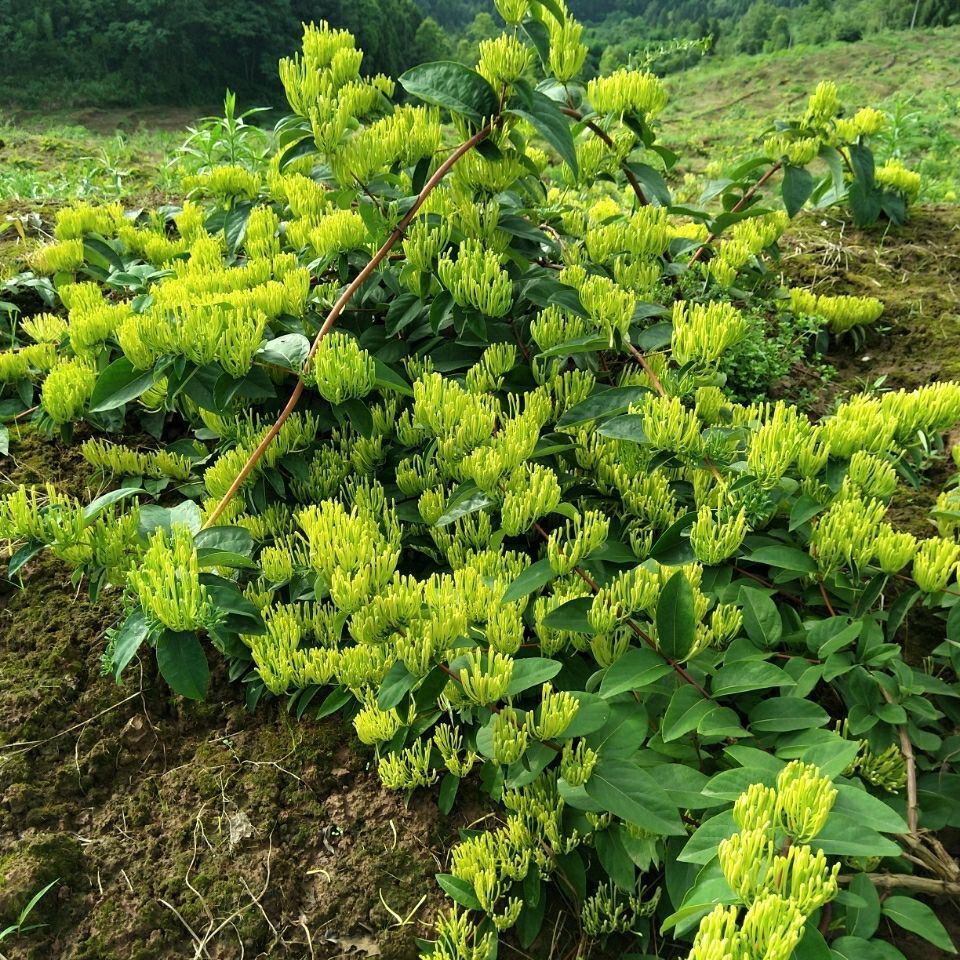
[399,61,499,124]
[109,608,149,681]
[509,90,578,175]
[82,486,144,522]
[833,783,909,835]
[600,647,673,698]
[377,661,417,710]
[595,825,636,890]
[89,356,167,413]
[556,386,649,428]
[830,936,907,960]
[506,657,562,696]
[155,630,209,700]
[435,874,482,911]
[624,161,672,206]
[790,495,825,530]
[597,413,647,443]
[662,686,713,742]
[678,810,737,864]
[373,358,414,397]
[711,660,792,697]
[435,482,495,527]
[749,696,829,733]
[501,557,555,603]
[194,526,255,557]
[0,424,8,456]
[882,896,956,953]
[782,164,815,217]
[541,596,596,633]
[739,586,783,648]
[257,334,309,370]
[811,814,902,858]
[584,758,685,835]
[656,571,696,660]
[793,923,833,960]
[745,544,818,573]
[846,873,881,940]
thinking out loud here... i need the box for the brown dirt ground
[0,430,461,960]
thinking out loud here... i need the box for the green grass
[0,109,193,204]
[658,26,960,202]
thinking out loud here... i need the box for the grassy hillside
[659,26,960,201]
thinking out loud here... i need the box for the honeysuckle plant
[0,2,955,958]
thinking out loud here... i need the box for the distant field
[659,26,960,201]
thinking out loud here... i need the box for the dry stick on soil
[201,122,493,529]
[560,106,650,207]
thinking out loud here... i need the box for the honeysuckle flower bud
[690,505,750,566]
[773,844,840,914]
[477,34,531,87]
[874,525,918,574]
[672,301,748,366]
[640,395,704,459]
[805,81,840,127]
[739,894,806,960]
[547,509,610,574]
[438,240,512,317]
[719,827,776,903]
[459,649,514,705]
[876,160,921,201]
[687,904,742,960]
[764,134,820,166]
[811,495,887,574]
[432,907,494,960]
[433,723,479,779]
[856,743,907,792]
[377,740,437,790]
[588,68,668,119]
[353,696,404,745]
[40,357,97,424]
[501,464,562,536]
[732,783,778,832]
[128,525,213,632]
[528,682,579,740]
[492,705,529,765]
[790,287,884,334]
[913,536,960,593]
[560,739,598,786]
[776,761,837,843]
[30,238,85,274]
[546,5,587,82]
[494,0,529,23]
[306,331,377,405]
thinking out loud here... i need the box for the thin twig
[560,106,649,207]
[839,873,960,895]
[689,161,783,264]
[880,686,919,835]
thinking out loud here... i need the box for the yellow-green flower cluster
[30,238,85,275]
[545,2,587,82]
[671,301,748,366]
[81,438,194,482]
[789,287,884,334]
[306,332,377,405]
[587,68,668,119]
[40,357,97,424]
[0,342,58,382]
[693,763,840,960]
[876,160,921,201]
[438,240,512,317]
[128,525,214,632]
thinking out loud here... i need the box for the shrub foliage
[0,2,956,958]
